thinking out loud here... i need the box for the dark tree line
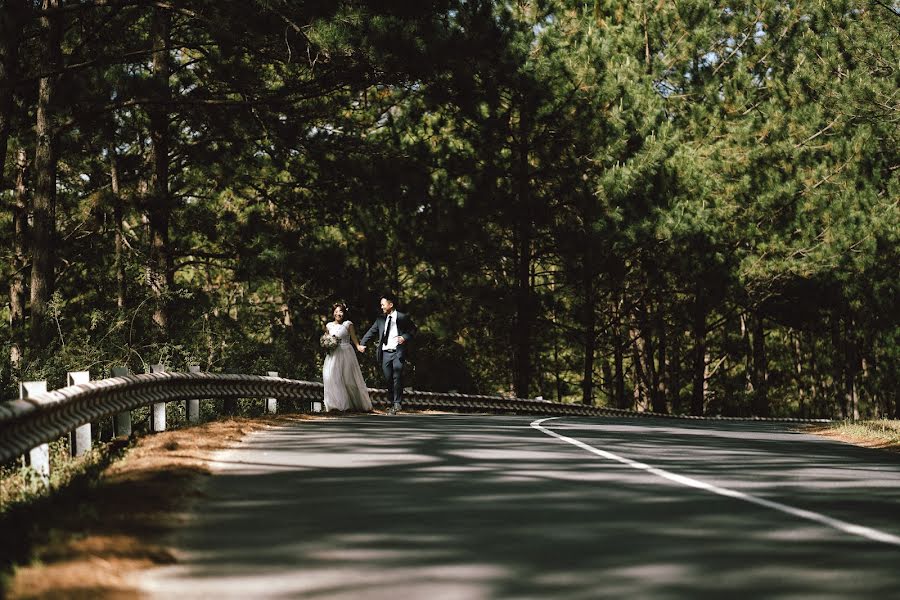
[1,0,897,419]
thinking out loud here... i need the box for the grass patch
[806,419,900,452]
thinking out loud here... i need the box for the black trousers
[381,350,405,406]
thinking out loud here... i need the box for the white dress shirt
[382,310,400,351]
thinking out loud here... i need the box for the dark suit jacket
[361,311,417,364]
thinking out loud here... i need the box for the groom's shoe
[385,403,401,415]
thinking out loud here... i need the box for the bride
[322,302,373,412]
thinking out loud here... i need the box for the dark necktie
[381,315,392,346]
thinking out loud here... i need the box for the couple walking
[322,293,416,415]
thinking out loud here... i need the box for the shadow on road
[143,415,900,599]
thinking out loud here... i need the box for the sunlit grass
[819,419,900,449]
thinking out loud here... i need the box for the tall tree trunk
[147,5,171,339]
[844,316,859,421]
[512,227,533,398]
[861,354,876,418]
[553,330,563,403]
[612,297,627,409]
[892,342,900,419]
[511,99,533,399]
[10,148,28,374]
[30,0,62,350]
[751,313,769,417]
[637,301,662,412]
[631,320,650,410]
[741,313,754,397]
[791,331,806,418]
[580,191,597,406]
[279,277,293,328]
[808,331,824,417]
[643,264,666,413]
[633,363,644,411]
[654,303,668,413]
[601,354,613,404]
[845,362,859,421]
[863,337,884,418]
[110,149,127,310]
[669,326,683,413]
[690,292,707,416]
[831,316,846,419]
[581,255,595,405]
[0,0,23,191]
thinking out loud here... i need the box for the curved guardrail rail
[0,371,832,465]
[0,372,319,464]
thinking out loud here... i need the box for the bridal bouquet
[320,333,340,354]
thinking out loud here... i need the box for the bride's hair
[331,302,349,315]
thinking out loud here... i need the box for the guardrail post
[187,365,202,423]
[68,371,92,457]
[150,363,167,431]
[111,366,132,436]
[265,371,278,414]
[20,380,50,486]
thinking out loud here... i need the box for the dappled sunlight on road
[141,415,900,599]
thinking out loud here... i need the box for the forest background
[0,0,897,419]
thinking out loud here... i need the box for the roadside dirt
[802,425,900,453]
[4,414,327,599]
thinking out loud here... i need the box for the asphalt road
[139,415,900,599]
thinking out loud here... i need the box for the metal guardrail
[0,371,832,465]
[0,373,317,464]
[401,391,833,423]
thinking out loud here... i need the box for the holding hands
[357,336,402,353]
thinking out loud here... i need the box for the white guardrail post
[187,365,202,423]
[111,366,132,436]
[68,371,92,457]
[266,371,278,414]
[20,380,50,486]
[150,363,167,431]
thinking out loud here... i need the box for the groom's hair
[381,292,397,305]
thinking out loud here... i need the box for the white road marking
[531,417,900,548]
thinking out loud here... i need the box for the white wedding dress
[323,321,373,412]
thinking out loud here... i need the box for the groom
[360,293,417,414]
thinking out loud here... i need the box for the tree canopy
[1,0,897,418]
